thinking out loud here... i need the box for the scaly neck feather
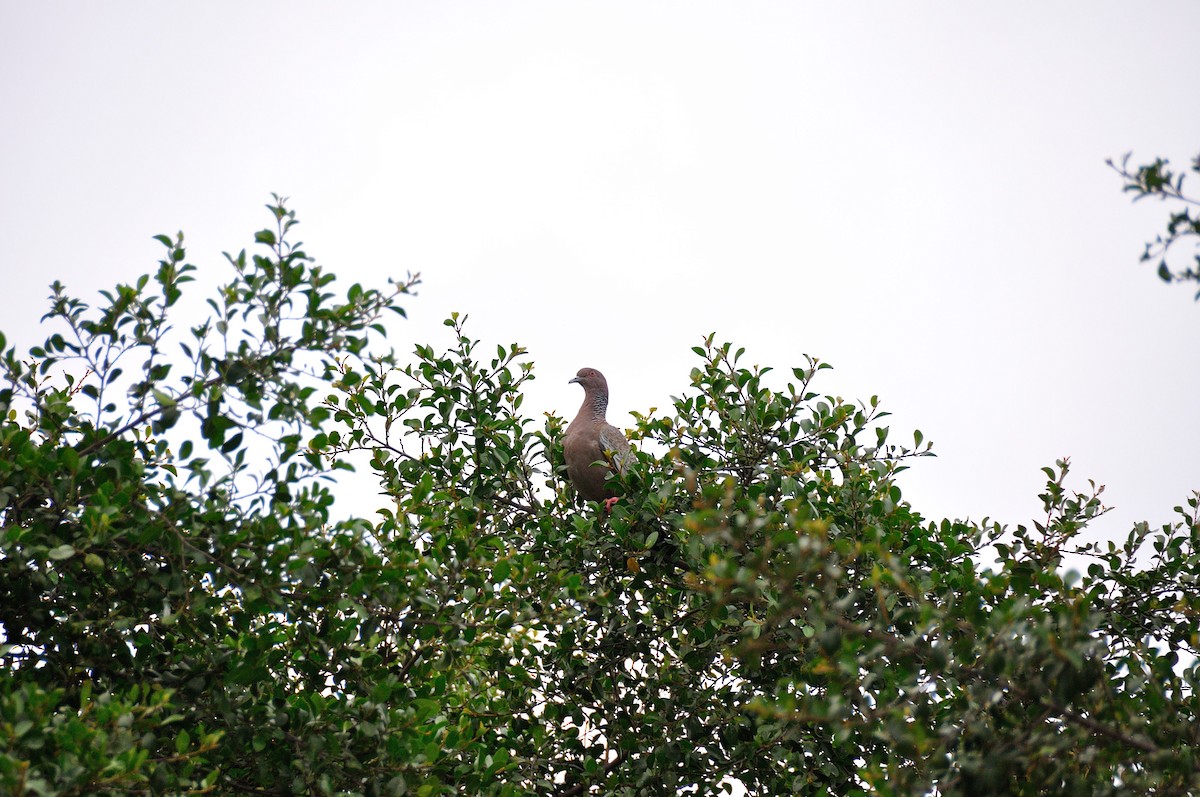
[582,388,608,422]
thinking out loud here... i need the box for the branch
[557,749,632,797]
[1054,705,1158,754]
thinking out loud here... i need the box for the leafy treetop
[2,197,1199,796]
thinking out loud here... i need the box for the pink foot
[602,497,621,513]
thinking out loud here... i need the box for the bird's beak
[568,377,580,384]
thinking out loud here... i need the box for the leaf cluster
[1109,151,1200,298]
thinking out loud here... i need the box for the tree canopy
[2,197,1199,796]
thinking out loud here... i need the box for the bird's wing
[598,424,633,474]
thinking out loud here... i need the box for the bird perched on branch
[563,367,632,511]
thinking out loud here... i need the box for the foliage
[3,199,1199,795]
[1109,151,1200,298]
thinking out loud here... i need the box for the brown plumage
[563,367,632,510]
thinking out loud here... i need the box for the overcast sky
[2,2,1198,546]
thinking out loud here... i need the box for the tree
[1109,151,1200,298]
[2,198,1199,796]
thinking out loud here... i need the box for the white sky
[2,2,1198,545]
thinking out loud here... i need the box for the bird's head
[569,367,609,393]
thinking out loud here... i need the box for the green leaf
[48,544,75,561]
[493,560,511,582]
